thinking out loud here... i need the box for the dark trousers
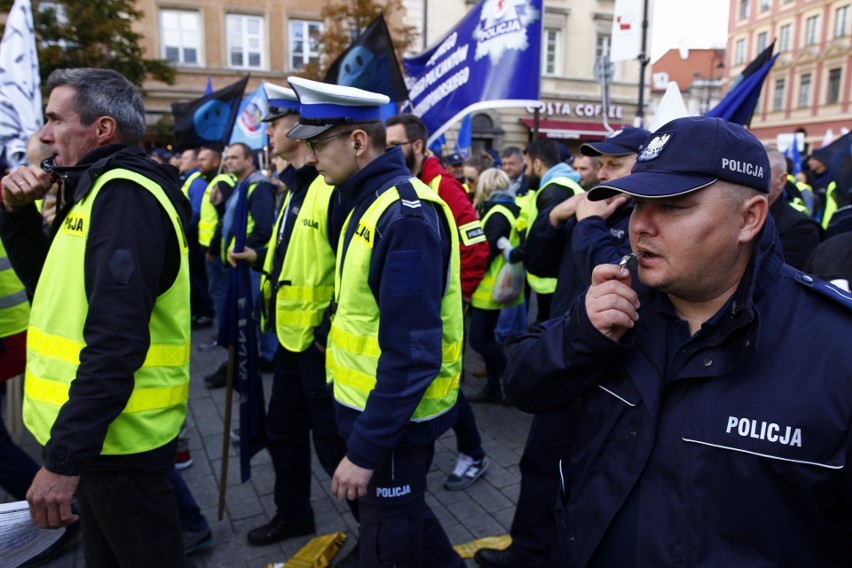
[76,469,184,568]
[359,444,465,568]
[468,307,505,385]
[268,343,352,523]
[0,389,39,500]
[188,224,214,318]
[451,391,484,460]
[168,467,207,533]
[509,411,575,566]
[534,292,553,324]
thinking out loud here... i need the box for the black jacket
[0,145,189,475]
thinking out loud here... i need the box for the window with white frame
[798,73,811,107]
[757,31,768,53]
[773,78,785,111]
[779,24,792,52]
[836,5,850,37]
[734,39,746,65]
[826,68,842,104]
[289,20,322,71]
[160,9,201,66]
[805,15,819,46]
[543,28,561,76]
[227,14,265,70]
[739,0,750,20]
[760,0,771,12]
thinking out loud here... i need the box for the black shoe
[246,515,315,546]
[474,547,525,568]
[204,363,227,389]
[468,382,503,404]
[191,315,214,329]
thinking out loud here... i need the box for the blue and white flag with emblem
[229,82,268,150]
[172,76,248,153]
[0,0,42,168]
[403,0,543,145]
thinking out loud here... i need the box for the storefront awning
[519,119,627,140]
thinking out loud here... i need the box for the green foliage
[1,0,175,89]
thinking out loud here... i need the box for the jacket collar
[336,146,411,206]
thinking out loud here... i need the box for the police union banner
[403,0,543,145]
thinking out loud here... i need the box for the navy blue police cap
[588,116,770,201]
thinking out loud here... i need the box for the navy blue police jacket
[333,147,458,471]
[504,214,852,567]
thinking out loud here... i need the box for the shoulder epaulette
[794,272,852,311]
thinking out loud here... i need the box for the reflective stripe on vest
[822,181,838,230]
[198,173,236,247]
[24,168,191,455]
[260,176,336,352]
[525,176,584,294]
[0,241,29,337]
[471,204,524,310]
[180,170,202,198]
[328,179,463,422]
[429,175,487,246]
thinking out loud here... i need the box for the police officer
[287,77,465,568]
[506,116,852,566]
[1,68,190,566]
[227,83,355,546]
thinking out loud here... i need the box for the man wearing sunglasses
[287,77,465,567]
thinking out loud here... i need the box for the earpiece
[354,142,361,150]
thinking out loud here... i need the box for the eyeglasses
[305,130,354,154]
[387,140,416,148]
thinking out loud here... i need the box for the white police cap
[287,76,390,140]
[262,82,299,123]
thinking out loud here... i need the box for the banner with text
[403,0,543,145]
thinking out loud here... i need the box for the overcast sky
[650,0,730,62]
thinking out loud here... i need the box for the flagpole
[636,0,650,123]
[217,346,237,521]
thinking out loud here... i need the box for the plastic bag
[492,262,524,304]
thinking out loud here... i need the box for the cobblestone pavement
[3,323,536,567]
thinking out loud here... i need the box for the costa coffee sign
[526,100,624,119]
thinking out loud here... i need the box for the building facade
[402,0,648,154]
[650,48,726,117]
[726,0,851,149]
[128,0,646,154]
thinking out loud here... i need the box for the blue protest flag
[230,83,269,150]
[429,133,446,157]
[706,54,778,126]
[172,76,248,152]
[217,181,267,483]
[205,76,213,96]
[325,14,408,102]
[784,140,803,175]
[455,114,472,158]
[403,0,543,145]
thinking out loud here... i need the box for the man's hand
[576,194,629,222]
[228,246,257,267]
[26,467,80,529]
[331,456,373,501]
[586,263,640,342]
[209,186,222,206]
[548,193,586,227]
[2,165,54,209]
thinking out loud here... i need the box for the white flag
[610,0,642,62]
[0,0,42,168]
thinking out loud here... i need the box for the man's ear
[414,138,425,156]
[352,130,368,153]
[739,194,769,244]
[95,116,118,144]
